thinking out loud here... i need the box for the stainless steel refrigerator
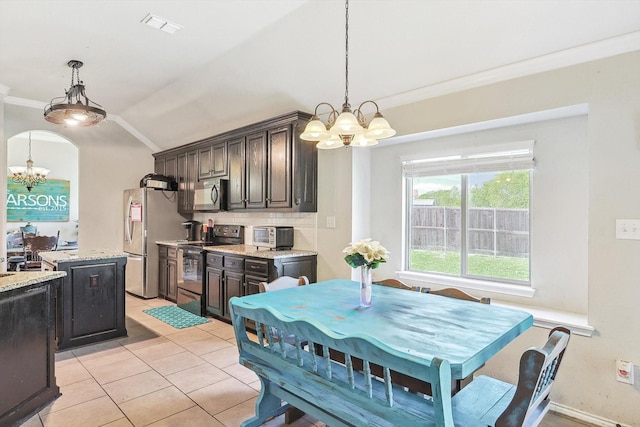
[123,188,185,298]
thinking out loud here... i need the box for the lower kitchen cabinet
[158,245,178,302]
[205,251,317,322]
[45,255,128,351]
[0,276,61,427]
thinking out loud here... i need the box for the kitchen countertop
[39,249,128,264]
[0,271,67,293]
[156,241,317,259]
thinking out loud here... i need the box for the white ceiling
[1,0,640,151]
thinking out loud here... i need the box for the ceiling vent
[141,13,182,34]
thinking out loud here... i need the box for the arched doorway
[6,130,79,269]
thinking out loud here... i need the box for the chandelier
[300,0,395,149]
[44,60,106,127]
[9,132,50,192]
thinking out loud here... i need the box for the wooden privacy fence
[411,206,529,258]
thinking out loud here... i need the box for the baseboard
[550,402,628,427]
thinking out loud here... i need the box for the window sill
[397,271,536,298]
[397,270,594,337]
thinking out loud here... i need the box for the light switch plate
[326,216,336,228]
[615,219,640,240]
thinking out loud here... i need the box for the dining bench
[230,296,570,427]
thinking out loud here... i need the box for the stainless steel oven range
[176,225,244,316]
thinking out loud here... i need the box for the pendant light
[300,0,395,149]
[44,60,106,127]
[9,132,50,192]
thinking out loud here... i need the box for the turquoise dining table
[233,279,533,380]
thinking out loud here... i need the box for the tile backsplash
[192,212,317,251]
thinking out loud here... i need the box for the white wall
[317,51,640,425]
[2,103,154,257]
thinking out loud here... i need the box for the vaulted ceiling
[2,0,639,151]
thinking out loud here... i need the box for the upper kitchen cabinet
[228,131,268,210]
[153,111,317,213]
[198,139,228,180]
[227,112,317,212]
[154,153,178,180]
[176,150,198,214]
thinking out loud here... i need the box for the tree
[418,187,461,207]
[470,171,529,208]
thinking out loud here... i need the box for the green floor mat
[143,305,211,329]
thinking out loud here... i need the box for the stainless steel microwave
[253,226,294,250]
[193,178,227,212]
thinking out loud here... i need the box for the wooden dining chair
[452,326,572,427]
[7,232,36,271]
[375,278,427,292]
[428,287,491,304]
[258,275,309,293]
[21,232,59,271]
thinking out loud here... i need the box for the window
[403,141,534,285]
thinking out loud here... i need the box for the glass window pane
[467,171,530,281]
[409,175,462,275]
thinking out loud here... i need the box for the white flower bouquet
[343,238,389,269]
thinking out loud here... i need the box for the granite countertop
[0,271,67,293]
[202,244,317,259]
[156,241,317,259]
[39,249,128,264]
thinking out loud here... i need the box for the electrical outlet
[616,219,640,240]
[326,216,336,228]
[616,359,634,384]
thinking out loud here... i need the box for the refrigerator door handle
[125,195,134,246]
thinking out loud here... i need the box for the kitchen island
[39,249,128,350]
[0,271,66,426]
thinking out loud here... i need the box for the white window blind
[403,140,535,177]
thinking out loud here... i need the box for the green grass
[410,250,529,282]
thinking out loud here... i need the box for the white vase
[359,266,373,308]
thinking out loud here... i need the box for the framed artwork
[6,179,70,222]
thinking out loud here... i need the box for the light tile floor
[19,294,592,427]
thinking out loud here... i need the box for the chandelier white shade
[300,0,395,149]
[9,132,50,192]
[44,60,106,127]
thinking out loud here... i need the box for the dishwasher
[176,245,204,316]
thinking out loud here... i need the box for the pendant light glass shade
[364,113,396,139]
[351,133,378,148]
[316,134,344,150]
[330,110,363,135]
[300,0,395,150]
[300,117,331,141]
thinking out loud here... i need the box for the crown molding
[379,31,640,109]
[3,95,159,152]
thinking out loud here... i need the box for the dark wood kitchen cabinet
[153,111,318,213]
[199,139,228,180]
[176,150,198,214]
[0,275,62,427]
[205,249,317,322]
[228,132,268,210]
[42,254,128,351]
[154,154,178,181]
[158,245,178,302]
